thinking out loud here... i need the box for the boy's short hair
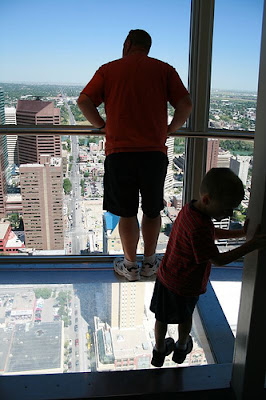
[200,168,244,203]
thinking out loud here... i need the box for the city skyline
[1,0,264,91]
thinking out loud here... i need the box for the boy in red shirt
[150,168,266,367]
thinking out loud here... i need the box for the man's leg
[119,216,139,262]
[141,214,161,257]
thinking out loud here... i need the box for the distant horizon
[0,81,258,94]
[1,0,264,92]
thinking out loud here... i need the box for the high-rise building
[98,139,105,151]
[5,106,16,124]
[0,90,8,170]
[16,99,60,125]
[20,154,64,250]
[217,150,232,168]
[0,137,7,217]
[111,282,145,329]
[164,136,174,192]
[16,99,61,165]
[5,107,18,166]
[206,138,219,171]
[0,89,7,216]
[102,212,120,254]
[0,88,5,125]
[230,155,251,186]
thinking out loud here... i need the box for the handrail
[0,124,255,140]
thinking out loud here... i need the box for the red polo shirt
[81,53,189,155]
[157,201,219,297]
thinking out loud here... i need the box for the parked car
[74,324,78,332]
[69,339,72,346]
[68,362,72,369]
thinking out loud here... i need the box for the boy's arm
[214,219,249,239]
[215,228,245,239]
[210,229,266,266]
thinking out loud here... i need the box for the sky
[0,0,264,91]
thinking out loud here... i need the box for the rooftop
[6,321,63,373]
[0,224,10,240]
[111,326,151,360]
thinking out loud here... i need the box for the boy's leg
[155,319,167,352]
[177,316,192,346]
[151,319,175,367]
[172,315,194,364]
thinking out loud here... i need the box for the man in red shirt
[78,29,192,281]
[150,168,266,367]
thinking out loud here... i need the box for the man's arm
[77,94,105,129]
[167,94,192,134]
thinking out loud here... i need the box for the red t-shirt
[157,201,219,297]
[81,53,189,155]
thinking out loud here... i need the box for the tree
[8,213,20,228]
[174,138,185,153]
[66,139,71,152]
[57,291,72,306]
[34,288,52,299]
[62,315,71,328]
[63,178,72,194]
[220,140,254,156]
[84,172,89,178]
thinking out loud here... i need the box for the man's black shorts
[103,152,168,218]
[150,278,199,324]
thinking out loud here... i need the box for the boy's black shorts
[150,278,199,324]
[103,151,168,218]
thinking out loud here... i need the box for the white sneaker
[140,256,162,277]
[114,258,140,281]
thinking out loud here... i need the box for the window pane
[2,133,185,256]
[210,267,242,336]
[1,0,191,255]
[206,137,253,249]
[209,0,264,130]
[1,0,190,123]
[206,137,254,337]
[0,282,214,374]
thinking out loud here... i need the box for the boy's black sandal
[151,337,175,367]
[172,335,193,364]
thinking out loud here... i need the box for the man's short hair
[200,168,244,203]
[126,29,152,52]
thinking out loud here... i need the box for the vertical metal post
[184,0,215,203]
[231,1,266,398]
